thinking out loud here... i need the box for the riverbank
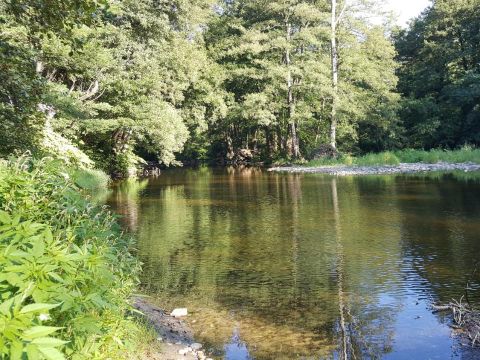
[269,162,480,176]
[0,156,156,359]
[134,298,213,360]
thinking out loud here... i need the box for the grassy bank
[0,156,156,359]
[304,148,480,167]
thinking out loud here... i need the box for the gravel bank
[268,162,480,176]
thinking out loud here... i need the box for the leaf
[26,344,41,360]
[0,210,11,224]
[31,337,69,346]
[20,303,60,314]
[23,326,63,339]
[9,339,23,360]
[38,347,66,360]
[31,236,45,257]
[0,296,15,315]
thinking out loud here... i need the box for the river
[107,167,480,359]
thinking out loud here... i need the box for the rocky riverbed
[269,162,480,176]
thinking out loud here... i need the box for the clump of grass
[304,147,480,167]
[395,146,480,164]
[71,167,110,190]
[354,151,400,166]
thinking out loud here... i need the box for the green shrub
[70,168,110,190]
[0,157,146,359]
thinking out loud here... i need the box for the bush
[71,168,110,190]
[0,157,147,359]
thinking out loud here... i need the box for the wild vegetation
[0,156,156,359]
[1,0,479,174]
[1,0,480,358]
[304,147,480,167]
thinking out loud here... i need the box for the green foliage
[305,147,480,167]
[71,168,110,190]
[0,157,145,359]
[2,0,478,170]
[203,0,399,161]
[394,147,480,164]
[0,11,45,154]
[396,0,480,148]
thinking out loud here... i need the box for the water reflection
[107,168,480,359]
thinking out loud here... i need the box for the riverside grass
[305,148,480,167]
[0,156,154,359]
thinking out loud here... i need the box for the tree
[396,0,480,149]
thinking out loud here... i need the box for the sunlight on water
[108,168,480,359]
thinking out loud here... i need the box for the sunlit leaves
[0,158,141,358]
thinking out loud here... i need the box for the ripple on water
[108,168,480,359]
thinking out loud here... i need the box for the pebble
[191,343,203,351]
[197,351,206,360]
[171,308,188,317]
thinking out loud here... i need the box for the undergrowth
[0,156,153,359]
[304,147,480,167]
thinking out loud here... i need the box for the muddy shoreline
[268,162,480,176]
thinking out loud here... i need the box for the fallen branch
[432,297,480,347]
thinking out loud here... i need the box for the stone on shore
[171,308,188,317]
[190,343,203,351]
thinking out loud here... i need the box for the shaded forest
[1,0,479,176]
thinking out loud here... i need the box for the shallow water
[108,168,480,359]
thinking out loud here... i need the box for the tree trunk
[285,20,301,159]
[226,125,235,161]
[112,128,132,154]
[330,0,339,150]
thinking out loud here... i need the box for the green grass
[305,147,480,167]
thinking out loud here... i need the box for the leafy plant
[0,157,145,359]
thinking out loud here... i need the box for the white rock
[191,343,202,351]
[197,351,206,360]
[171,308,188,317]
[157,337,163,342]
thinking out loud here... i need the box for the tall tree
[396,0,480,148]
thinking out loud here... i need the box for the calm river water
[107,168,480,360]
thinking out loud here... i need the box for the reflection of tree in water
[108,179,149,232]
[331,178,398,359]
[110,169,409,359]
[394,175,480,304]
